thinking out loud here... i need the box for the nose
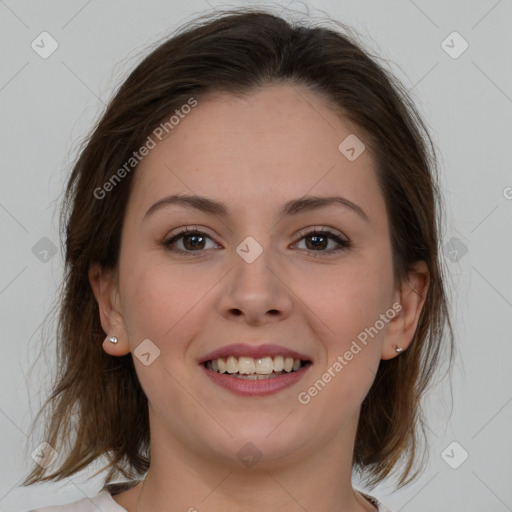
[217,244,293,326]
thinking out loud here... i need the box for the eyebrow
[143,193,370,223]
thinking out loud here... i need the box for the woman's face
[98,83,417,468]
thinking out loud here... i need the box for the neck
[112,411,377,512]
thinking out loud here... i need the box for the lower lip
[201,363,312,397]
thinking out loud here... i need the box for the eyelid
[164,224,348,242]
[163,225,219,246]
[295,225,348,242]
[166,225,213,239]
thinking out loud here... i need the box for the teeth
[238,356,255,374]
[273,355,284,372]
[226,356,238,374]
[205,355,305,375]
[255,356,273,374]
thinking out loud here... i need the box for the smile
[205,355,305,375]
[202,356,312,396]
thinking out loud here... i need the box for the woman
[22,7,453,512]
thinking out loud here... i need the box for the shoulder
[23,487,128,512]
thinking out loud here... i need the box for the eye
[162,225,351,257]
[293,227,351,256]
[163,226,218,256]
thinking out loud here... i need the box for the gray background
[1,0,511,511]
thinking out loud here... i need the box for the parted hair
[23,6,454,490]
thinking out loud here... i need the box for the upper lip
[199,343,312,364]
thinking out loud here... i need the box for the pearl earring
[395,345,403,353]
[108,336,118,344]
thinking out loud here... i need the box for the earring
[395,345,403,353]
[108,336,118,344]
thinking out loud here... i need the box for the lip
[198,343,311,364]
[201,361,312,397]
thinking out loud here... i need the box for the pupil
[307,235,327,250]
[184,234,204,250]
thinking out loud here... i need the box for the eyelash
[162,226,351,257]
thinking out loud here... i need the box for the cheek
[120,255,224,348]
[301,273,388,416]
[305,252,393,389]
[307,258,393,336]
[118,260,205,403]
[122,271,170,340]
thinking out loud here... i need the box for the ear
[381,260,430,360]
[88,263,131,356]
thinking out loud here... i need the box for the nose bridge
[233,233,278,290]
[218,232,292,322]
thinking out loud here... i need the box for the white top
[27,486,393,512]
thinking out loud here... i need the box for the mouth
[203,355,310,379]
[200,354,313,396]
[198,343,313,396]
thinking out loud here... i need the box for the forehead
[128,83,387,227]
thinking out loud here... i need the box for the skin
[89,82,429,512]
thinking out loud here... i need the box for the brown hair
[22,6,454,490]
